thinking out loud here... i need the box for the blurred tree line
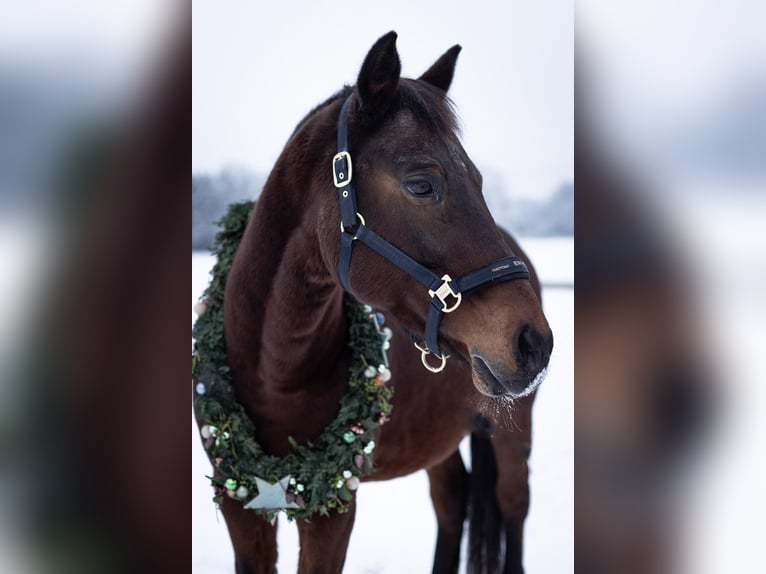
[192,168,264,250]
[503,182,574,237]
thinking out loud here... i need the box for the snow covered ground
[192,237,573,573]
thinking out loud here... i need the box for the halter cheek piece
[332,95,529,373]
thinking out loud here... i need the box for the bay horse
[209,32,552,574]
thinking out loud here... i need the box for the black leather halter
[332,94,530,373]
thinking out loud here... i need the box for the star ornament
[244,476,300,510]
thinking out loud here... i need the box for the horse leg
[427,449,469,574]
[219,497,279,574]
[490,395,534,574]
[296,500,356,574]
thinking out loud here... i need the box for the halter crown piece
[333,94,530,373]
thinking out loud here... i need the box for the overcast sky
[2,2,761,200]
[193,0,573,200]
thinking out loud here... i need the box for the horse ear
[356,31,401,125]
[419,45,462,92]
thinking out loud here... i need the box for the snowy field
[192,237,573,573]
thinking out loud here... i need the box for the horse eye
[403,179,434,197]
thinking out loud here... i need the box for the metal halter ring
[340,212,366,238]
[414,341,449,373]
[428,274,462,313]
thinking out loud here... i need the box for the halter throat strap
[332,94,529,372]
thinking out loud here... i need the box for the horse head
[305,32,553,398]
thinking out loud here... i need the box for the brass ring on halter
[339,212,366,239]
[414,341,449,373]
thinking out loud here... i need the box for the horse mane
[290,79,460,141]
[396,78,460,138]
[290,85,354,137]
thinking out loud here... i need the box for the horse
[202,32,553,574]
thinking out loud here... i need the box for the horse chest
[365,347,477,480]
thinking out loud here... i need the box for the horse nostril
[515,324,552,377]
[518,326,534,360]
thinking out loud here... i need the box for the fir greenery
[192,201,393,522]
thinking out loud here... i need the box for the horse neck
[231,180,346,383]
[224,151,353,452]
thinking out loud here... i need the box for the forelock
[396,79,460,138]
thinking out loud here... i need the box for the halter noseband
[333,94,530,373]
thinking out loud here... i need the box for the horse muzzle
[470,324,553,398]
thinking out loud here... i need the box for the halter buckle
[414,341,449,373]
[428,274,462,313]
[333,151,352,187]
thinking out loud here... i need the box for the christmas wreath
[192,201,394,523]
